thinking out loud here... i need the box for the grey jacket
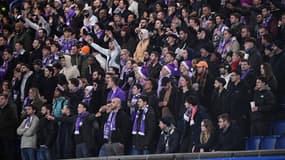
[17,115,40,149]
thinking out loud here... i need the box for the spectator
[0,93,18,160]
[214,113,243,151]
[259,62,278,94]
[211,77,228,121]
[37,104,58,160]
[156,116,180,153]
[59,55,80,80]
[179,95,209,153]
[131,95,156,155]
[98,98,131,156]
[193,119,216,152]
[250,77,275,136]
[17,104,40,160]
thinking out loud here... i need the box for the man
[13,41,29,64]
[17,104,40,160]
[180,96,209,152]
[0,94,18,160]
[57,78,83,114]
[131,95,156,155]
[20,64,36,103]
[261,5,278,38]
[106,76,126,105]
[226,70,251,137]
[211,78,228,122]
[37,104,58,160]
[243,37,262,72]
[250,77,275,136]
[73,102,98,158]
[156,116,180,153]
[240,59,257,91]
[59,55,80,80]
[147,51,162,79]
[98,98,131,156]
[0,48,16,82]
[229,12,242,38]
[214,113,243,151]
[29,39,42,63]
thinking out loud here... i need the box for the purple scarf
[25,116,32,128]
[0,61,8,80]
[132,107,148,136]
[23,97,32,108]
[241,70,250,79]
[104,111,118,139]
[74,111,89,134]
[82,92,92,106]
[217,37,234,56]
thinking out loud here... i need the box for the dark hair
[257,76,268,84]
[138,95,148,102]
[79,102,88,108]
[133,83,143,91]
[25,104,36,110]
[215,77,226,86]
[42,103,52,110]
[0,93,8,99]
[110,76,120,86]
[185,95,198,106]
[69,78,80,87]
[217,113,231,122]
[180,75,192,89]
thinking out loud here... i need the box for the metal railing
[66,149,285,160]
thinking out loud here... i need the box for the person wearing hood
[60,55,80,80]
[156,116,180,153]
[133,29,150,63]
[250,77,275,136]
[83,4,98,27]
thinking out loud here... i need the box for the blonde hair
[200,119,213,144]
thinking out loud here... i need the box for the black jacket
[0,103,18,140]
[156,126,180,153]
[251,87,275,121]
[195,131,217,152]
[226,80,251,120]
[37,116,58,147]
[147,62,162,80]
[102,109,131,146]
[132,106,156,150]
[215,122,243,151]
[63,89,84,114]
[210,88,228,119]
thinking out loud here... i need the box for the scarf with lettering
[132,107,148,136]
[104,111,118,139]
[74,111,89,134]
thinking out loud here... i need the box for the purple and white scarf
[104,111,118,139]
[0,61,8,80]
[132,107,148,136]
[74,111,89,134]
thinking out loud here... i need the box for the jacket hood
[139,29,149,41]
[63,55,72,67]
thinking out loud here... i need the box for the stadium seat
[260,135,278,150]
[276,135,285,149]
[245,136,261,150]
[273,120,285,135]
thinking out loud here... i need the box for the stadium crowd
[0,0,285,159]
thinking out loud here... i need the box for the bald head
[110,98,121,110]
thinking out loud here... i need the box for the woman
[217,29,240,58]
[193,119,216,152]
[259,62,277,94]
[22,87,45,116]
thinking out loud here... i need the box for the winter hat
[163,63,179,76]
[137,66,148,79]
[81,45,90,55]
[196,61,208,68]
[54,0,62,5]
[181,60,192,70]
[85,85,93,93]
[160,116,173,127]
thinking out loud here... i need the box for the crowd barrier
[65,149,285,160]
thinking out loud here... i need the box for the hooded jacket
[60,55,80,80]
[133,29,150,63]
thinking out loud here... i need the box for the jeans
[36,146,51,160]
[99,143,124,157]
[75,143,89,158]
[21,148,36,160]
[130,148,150,155]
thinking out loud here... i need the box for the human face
[0,96,8,106]
[25,106,35,116]
[137,98,146,108]
[68,81,75,90]
[0,37,7,46]
[159,121,167,130]
[144,80,152,91]
[110,98,120,110]
[41,106,48,116]
[215,16,222,25]
[240,61,250,71]
[184,101,192,109]
[28,89,35,99]
[223,31,231,41]
[241,28,249,38]
[232,52,240,62]
[218,118,226,129]
[160,67,170,77]
[132,85,140,95]
[44,68,51,77]
[2,51,11,61]
[196,66,204,74]
[179,76,187,87]
[230,72,239,83]
[201,121,207,132]
[77,104,86,114]
[255,79,265,90]
[230,15,238,24]
[61,105,69,115]
[32,40,40,49]
[180,63,188,73]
